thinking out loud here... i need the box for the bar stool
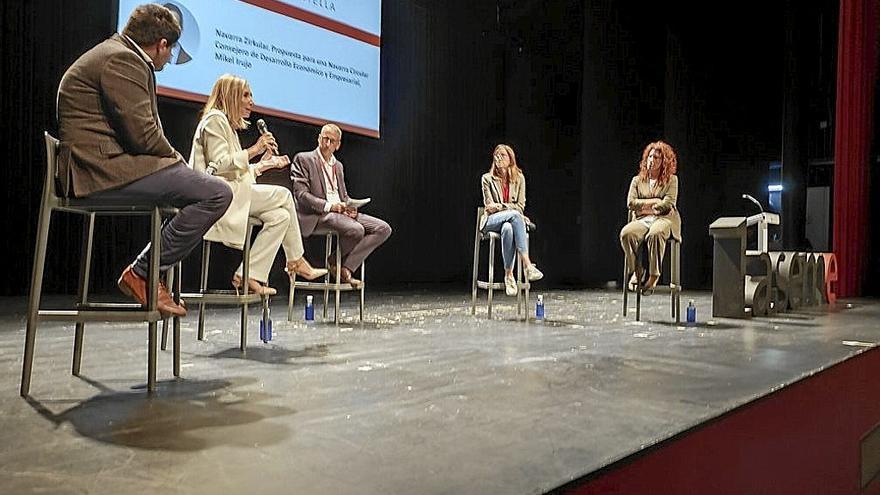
[180,217,270,351]
[470,207,531,320]
[20,132,179,396]
[287,230,365,324]
[622,237,682,323]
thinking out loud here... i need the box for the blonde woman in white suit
[479,144,543,296]
[189,74,326,295]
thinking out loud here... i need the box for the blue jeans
[483,210,528,270]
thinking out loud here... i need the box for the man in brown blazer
[290,124,391,286]
[56,4,232,316]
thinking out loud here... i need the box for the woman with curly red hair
[619,140,681,294]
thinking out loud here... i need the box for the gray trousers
[89,163,233,278]
[315,212,392,272]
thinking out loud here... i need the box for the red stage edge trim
[158,86,380,139]
[554,347,880,495]
[239,0,381,47]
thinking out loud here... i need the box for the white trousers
[235,184,304,282]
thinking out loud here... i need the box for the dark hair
[122,3,181,47]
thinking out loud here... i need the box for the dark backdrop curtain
[833,0,879,297]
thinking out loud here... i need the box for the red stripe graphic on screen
[239,0,381,47]
[159,87,380,138]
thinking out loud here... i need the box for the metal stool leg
[516,258,522,316]
[670,242,676,319]
[487,236,495,319]
[471,229,480,316]
[288,272,296,321]
[523,231,532,323]
[240,224,254,352]
[160,267,172,351]
[323,234,331,319]
[173,261,182,377]
[622,261,629,317]
[635,280,642,321]
[359,261,365,322]
[522,259,529,323]
[261,295,270,341]
[146,208,161,393]
[334,245,342,324]
[73,213,95,376]
[672,241,681,323]
[20,195,53,397]
[198,241,210,341]
[240,298,248,350]
[147,323,158,392]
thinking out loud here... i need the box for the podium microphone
[742,194,763,213]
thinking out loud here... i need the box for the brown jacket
[56,34,182,197]
[291,149,350,237]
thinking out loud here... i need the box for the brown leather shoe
[335,266,362,288]
[158,284,186,316]
[160,281,186,309]
[117,265,187,317]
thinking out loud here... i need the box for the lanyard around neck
[321,161,338,192]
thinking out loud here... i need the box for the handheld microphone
[742,193,764,213]
[256,118,278,154]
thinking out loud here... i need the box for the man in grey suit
[291,124,391,287]
[56,4,232,316]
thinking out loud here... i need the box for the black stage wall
[2,0,873,296]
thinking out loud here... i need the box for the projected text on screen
[117,0,382,137]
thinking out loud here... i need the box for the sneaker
[504,273,517,296]
[526,264,544,282]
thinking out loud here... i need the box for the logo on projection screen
[163,1,200,65]
[301,0,336,13]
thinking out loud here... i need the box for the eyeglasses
[320,135,339,144]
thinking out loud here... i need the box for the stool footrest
[38,309,163,322]
[476,280,530,291]
[180,292,265,304]
[624,284,682,295]
[291,281,361,291]
[75,302,146,310]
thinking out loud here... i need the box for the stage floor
[0,289,878,494]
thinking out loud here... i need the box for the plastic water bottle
[536,294,545,320]
[686,300,696,326]
[260,306,273,343]
[305,295,315,322]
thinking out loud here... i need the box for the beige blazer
[626,174,681,241]
[479,172,526,230]
[188,109,254,249]
[56,34,183,197]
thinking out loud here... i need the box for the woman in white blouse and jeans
[479,144,543,296]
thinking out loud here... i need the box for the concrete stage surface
[0,289,877,494]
